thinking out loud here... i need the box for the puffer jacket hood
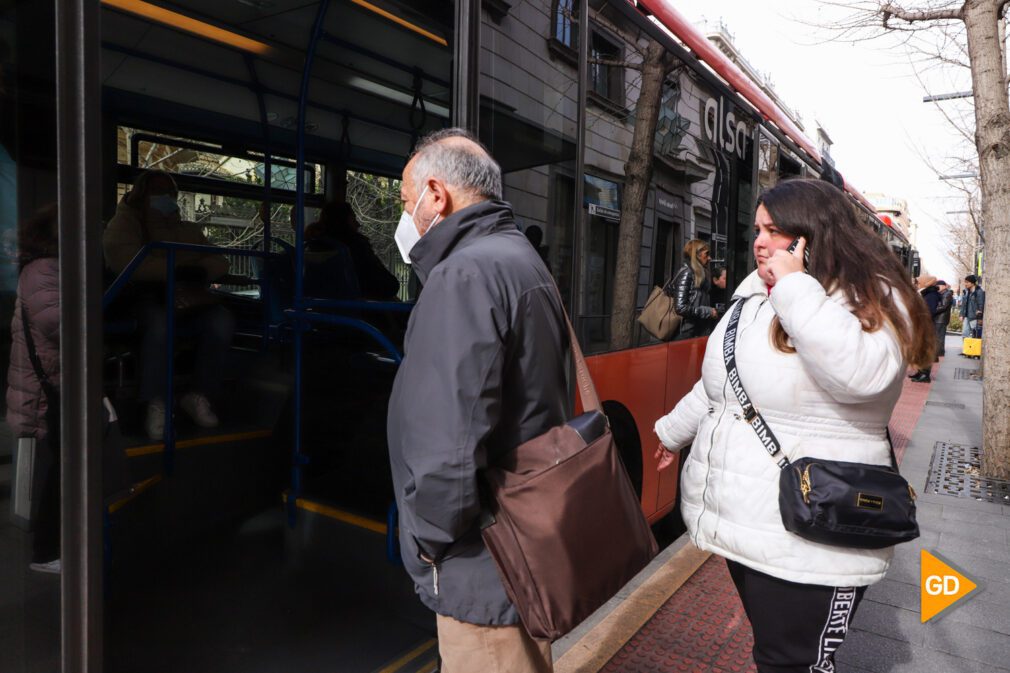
[655,269,908,587]
[7,258,60,439]
[388,199,570,625]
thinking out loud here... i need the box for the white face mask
[395,184,440,264]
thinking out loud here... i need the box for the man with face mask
[387,129,569,672]
[104,170,234,440]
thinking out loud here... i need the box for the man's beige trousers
[436,614,553,673]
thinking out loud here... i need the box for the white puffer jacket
[655,270,907,587]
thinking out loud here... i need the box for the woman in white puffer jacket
[654,179,934,673]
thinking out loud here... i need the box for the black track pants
[727,559,866,673]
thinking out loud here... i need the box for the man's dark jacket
[935,288,953,325]
[387,200,570,625]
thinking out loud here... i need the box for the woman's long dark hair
[757,179,935,369]
[18,204,58,268]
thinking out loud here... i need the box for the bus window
[478,0,578,312]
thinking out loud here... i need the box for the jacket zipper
[694,298,766,547]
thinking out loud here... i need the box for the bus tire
[601,400,643,499]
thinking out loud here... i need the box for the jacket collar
[733,270,769,300]
[409,199,516,283]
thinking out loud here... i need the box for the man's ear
[428,178,452,217]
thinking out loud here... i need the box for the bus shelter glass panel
[0,3,62,671]
[478,0,579,310]
[99,1,455,671]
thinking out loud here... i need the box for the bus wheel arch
[601,400,643,499]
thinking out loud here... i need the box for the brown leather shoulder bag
[480,310,659,641]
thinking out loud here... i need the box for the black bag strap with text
[723,297,899,472]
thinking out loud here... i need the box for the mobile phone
[787,237,810,269]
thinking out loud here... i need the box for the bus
[0,1,918,671]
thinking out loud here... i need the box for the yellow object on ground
[963,338,982,357]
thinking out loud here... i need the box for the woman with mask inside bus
[104,170,234,441]
[669,238,718,338]
[653,179,934,672]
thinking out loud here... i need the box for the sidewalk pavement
[554,334,1009,673]
[837,335,1010,673]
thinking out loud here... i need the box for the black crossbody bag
[724,297,919,550]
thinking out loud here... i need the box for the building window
[553,0,578,50]
[589,30,623,107]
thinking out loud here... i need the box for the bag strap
[723,297,789,468]
[560,304,602,413]
[20,302,58,402]
[725,298,901,473]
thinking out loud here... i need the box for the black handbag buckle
[742,404,757,422]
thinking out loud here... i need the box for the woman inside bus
[653,179,934,672]
[7,205,61,572]
[669,238,718,338]
[104,170,234,441]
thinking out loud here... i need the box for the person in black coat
[911,275,940,382]
[669,239,717,339]
[933,280,953,358]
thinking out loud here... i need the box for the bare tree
[821,0,1010,476]
[608,41,680,349]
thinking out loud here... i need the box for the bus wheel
[601,400,642,499]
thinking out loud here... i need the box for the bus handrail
[287,309,403,364]
[302,297,414,314]
[102,240,280,311]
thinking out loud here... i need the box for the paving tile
[848,600,924,645]
[862,578,919,612]
[924,619,1010,669]
[937,531,1010,563]
[941,506,1010,527]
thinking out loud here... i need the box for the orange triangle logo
[921,549,979,622]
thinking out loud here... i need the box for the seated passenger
[104,170,234,440]
[315,202,400,300]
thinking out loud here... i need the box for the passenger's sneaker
[180,393,219,428]
[29,559,61,574]
[145,398,166,441]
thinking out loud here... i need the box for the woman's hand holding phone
[767,236,807,283]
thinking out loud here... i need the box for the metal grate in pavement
[954,368,982,381]
[926,442,1010,503]
[925,401,966,409]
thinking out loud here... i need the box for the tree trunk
[964,0,1010,477]
[609,41,668,350]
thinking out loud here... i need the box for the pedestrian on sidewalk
[910,275,939,382]
[653,179,935,673]
[387,129,565,673]
[959,274,984,341]
[934,279,953,357]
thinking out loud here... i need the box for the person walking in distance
[653,179,934,673]
[959,274,985,342]
[933,280,953,359]
[910,275,939,383]
[386,129,568,673]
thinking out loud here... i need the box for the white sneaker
[145,398,166,441]
[180,393,219,428]
[29,559,61,574]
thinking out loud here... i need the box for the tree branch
[881,2,964,27]
[588,57,642,71]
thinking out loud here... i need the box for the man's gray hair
[409,128,502,200]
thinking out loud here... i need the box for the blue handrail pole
[289,0,332,528]
[285,310,404,364]
[164,249,177,475]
